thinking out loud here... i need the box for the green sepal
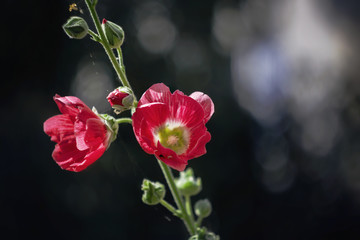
[62,16,89,39]
[175,168,202,196]
[92,107,119,145]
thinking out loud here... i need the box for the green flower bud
[194,199,212,218]
[175,168,202,196]
[102,19,125,49]
[141,179,166,205]
[189,227,220,240]
[63,16,89,39]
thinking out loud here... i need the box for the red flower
[132,83,214,171]
[43,95,112,172]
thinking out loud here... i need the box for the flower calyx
[141,179,166,205]
[63,16,89,39]
[102,18,125,49]
[93,107,119,145]
[175,168,202,196]
[107,86,135,114]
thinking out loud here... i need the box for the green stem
[84,0,133,90]
[185,195,196,229]
[160,199,181,217]
[117,47,126,74]
[88,29,100,41]
[157,160,196,235]
[195,216,204,228]
[115,118,132,124]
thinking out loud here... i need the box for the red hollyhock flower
[132,83,214,171]
[43,95,112,172]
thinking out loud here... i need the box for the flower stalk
[84,0,132,91]
[157,159,196,235]
[115,118,132,124]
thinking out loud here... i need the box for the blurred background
[2,0,360,239]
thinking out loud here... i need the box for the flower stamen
[155,124,190,155]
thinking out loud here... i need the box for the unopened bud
[175,168,202,196]
[141,179,166,205]
[63,16,89,39]
[102,19,125,49]
[194,199,212,218]
[107,86,134,114]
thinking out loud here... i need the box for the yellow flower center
[155,124,189,155]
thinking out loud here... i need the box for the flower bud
[62,16,89,39]
[189,227,220,240]
[102,19,125,49]
[107,86,134,114]
[141,179,166,205]
[175,168,202,196]
[194,199,212,218]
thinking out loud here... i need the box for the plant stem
[84,0,133,90]
[195,216,204,228]
[115,118,132,124]
[117,47,126,74]
[87,29,100,41]
[160,199,181,217]
[185,195,196,229]
[157,159,196,235]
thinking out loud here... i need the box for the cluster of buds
[62,16,125,48]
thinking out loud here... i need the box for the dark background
[2,0,360,239]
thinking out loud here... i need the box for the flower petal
[52,137,87,171]
[43,114,74,143]
[75,117,108,151]
[189,91,214,123]
[170,92,205,128]
[155,141,188,171]
[185,129,211,160]
[138,83,171,107]
[52,137,106,172]
[133,102,169,129]
[132,117,156,154]
[76,142,107,172]
[54,95,92,118]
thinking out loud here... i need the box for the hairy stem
[84,0,133,91]
[157,159,196,235]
